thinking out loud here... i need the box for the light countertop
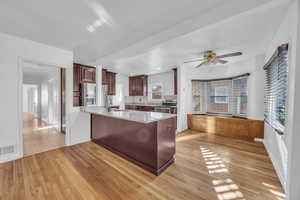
[82,106,176,123]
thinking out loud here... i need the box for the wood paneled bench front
[187,114,264,140]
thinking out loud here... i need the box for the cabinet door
[81,67,96,83]
[73,64,80,92]
[112,72,116,95]
[106,71,116,95]
[102,69,107,84]
[133,77,137,96]
[142,75,148,96]
[173,68,177,95]
[107,72,112,95]
[73,96,81,107]
[129,77,133,96]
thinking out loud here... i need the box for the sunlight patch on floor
[200,146,245,200]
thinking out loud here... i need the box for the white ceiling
[0,0,228,50]
[99,1,289,75]
[0,0,288,76]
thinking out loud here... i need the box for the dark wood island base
[91,114,176,176]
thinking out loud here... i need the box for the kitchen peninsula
[84,107,177,175]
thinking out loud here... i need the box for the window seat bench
[187,114,264,140]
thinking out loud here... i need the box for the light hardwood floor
[23,113,65,156]
[0,130,284,200]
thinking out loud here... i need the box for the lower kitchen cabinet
[125,105,155,112]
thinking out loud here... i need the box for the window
[232,77,248,116]
[264,44,288,135]
[151,83,163,100]
[207,80,231,113]
[191,74,249,117]
[214,87,229,104]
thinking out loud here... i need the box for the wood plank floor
[0,130,285,200]
[23,113,65,156]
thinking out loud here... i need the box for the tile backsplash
[125,95,177,104]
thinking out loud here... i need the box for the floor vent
[0,145,15,156]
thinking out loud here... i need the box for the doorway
[22,61,66,156]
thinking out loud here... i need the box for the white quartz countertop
[82,107,176,123]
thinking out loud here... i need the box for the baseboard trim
[69,138,91,146]
[254,138,264,143]
[263,140,287,192]
[0,153,22,163]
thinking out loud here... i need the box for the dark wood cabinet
[129,75,148,96]
[102,68,107,84]
[171,107,177,114]
[73,64,80,92]
[125,105,155,112]
[80,66,96,83]
[106,71,116,95]
[73,63,96,106]
[173,68,177,95]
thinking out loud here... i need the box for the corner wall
[0,32,73,162]
[263,1,298,192]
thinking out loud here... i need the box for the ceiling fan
[184,50,242,68]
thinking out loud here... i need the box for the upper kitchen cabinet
[102,68,107,84]
[73,64,81,92]
[129,75,148,96]
[73,63,96,106]
[106,71,116,95]
[80,65,96,83]
[173,68,177,95]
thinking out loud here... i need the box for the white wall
[112,73,129,109]
[0,31,73,163]
[177,65,189,131]
[262,1,298,195]
[287,0,300,197]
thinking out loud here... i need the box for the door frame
[18,57,70,158]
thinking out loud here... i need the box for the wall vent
[0,145,15,156]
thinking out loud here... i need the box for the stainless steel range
[154,100,177,114]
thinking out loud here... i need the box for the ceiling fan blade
[195,62,206,68]
[184,58,204,63]
[217,52,242,59]
[218,59,228,64]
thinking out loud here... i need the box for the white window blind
[232,77,248,116]
[207,80,231,113]
[191,74,249,117]
[264,44,288,135]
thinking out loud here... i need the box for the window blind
[207,80,231,113]
[232,77,248,116]
[264,44,288,135]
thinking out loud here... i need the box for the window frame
[214,86,229,104]
[149,82,163,101]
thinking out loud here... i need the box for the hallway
[23,113,65,156]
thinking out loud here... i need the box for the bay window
[192,74,249,117]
